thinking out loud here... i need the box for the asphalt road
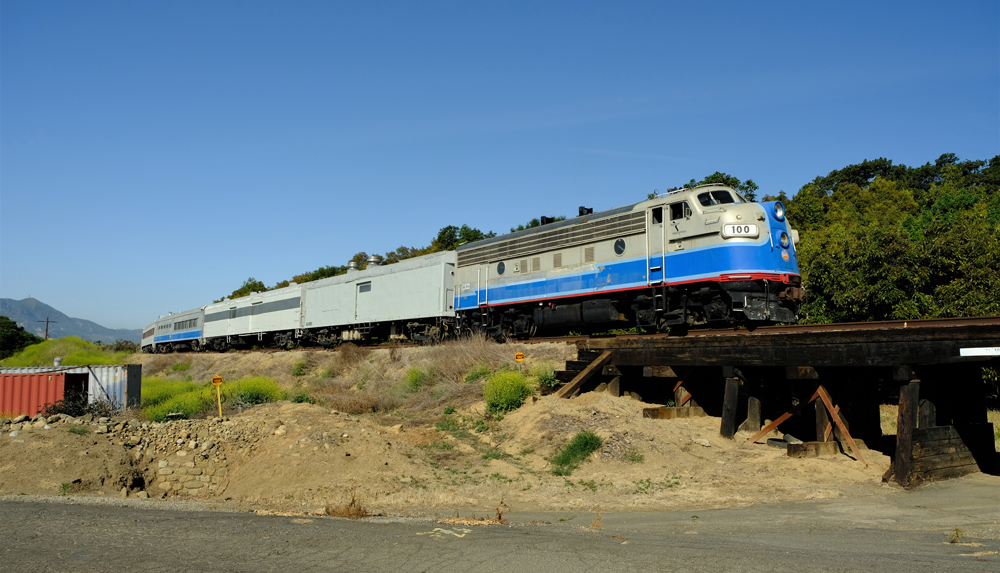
[2,475,998,572]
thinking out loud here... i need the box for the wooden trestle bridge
[538,317,1000,487]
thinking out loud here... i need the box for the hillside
[0,298,141,343]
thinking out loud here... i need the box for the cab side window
[651,207,663,224]
[670,202,690,221]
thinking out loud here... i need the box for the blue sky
[2,1,997,329]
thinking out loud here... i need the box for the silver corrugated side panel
[0,365,142,410]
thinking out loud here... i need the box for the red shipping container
[0,373,66,417]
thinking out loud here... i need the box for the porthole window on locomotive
[497,261,505,275]
[614,238,626,256]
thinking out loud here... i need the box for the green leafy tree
[685,172,759,202]
[214,277,267,302]
[786,154,1000,323]
[0,316,44,360]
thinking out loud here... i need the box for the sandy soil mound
[3,342,896,515]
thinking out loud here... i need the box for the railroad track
[162,316,1000,354]
[525,315,1000,345]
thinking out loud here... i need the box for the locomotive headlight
[779,231,790,248]
[774,202,785,221]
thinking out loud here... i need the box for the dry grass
[590,509,604,529]
[324,494,375,519]
[989,410,1000,451]
[309,337,556,420]
[880,404,898,436]
[438,497,510,526]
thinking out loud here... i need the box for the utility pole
[38,317,57,340]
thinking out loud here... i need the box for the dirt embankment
[1,394,893,514]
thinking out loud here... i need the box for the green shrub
[143,389,212,422]
[443,405,456,415]
[404,366,432,391]
[170,362,191,372]
[291,392,316,404]
[68,425,89,435]
[531,362,558,388]
[483,371,533,414]
[226,377,286,405]
[551,430,602,476]
[464,363,491,383]
[291,361,306,377]
[142,376,286,421]
[142,377,198,408]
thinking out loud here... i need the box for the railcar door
[249,301,262,332]
[355,282,372,321]
[647,206,665,284]
[668,201,693,249]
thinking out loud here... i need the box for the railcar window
[697,191,737,206]
[358,283,371,293]
[229,309,237,320]
[496,262,505,275]
[670,202,690,220]
[651,207,663,224]
[173,318,199,330]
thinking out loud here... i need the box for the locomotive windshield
[697,190,739,206]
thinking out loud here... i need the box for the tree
[510,216,566,233]
[431,224,495,251]
[684,172,759,202]
[786,153,1000,323]
[214,277,267,302]
[0,316,44,360]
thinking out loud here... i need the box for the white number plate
[724,224,758,237]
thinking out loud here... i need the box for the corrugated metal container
[0,373,67,416]
[0,365,141,410]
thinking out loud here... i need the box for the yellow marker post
[212,375,223,417]
[515,352,524,374]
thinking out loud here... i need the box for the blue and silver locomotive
[453,184,802,338]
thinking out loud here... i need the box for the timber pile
[908,425,979,484]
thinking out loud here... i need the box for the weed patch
[68,426,89,436]
[404,366,433,392]
[291,361,307,377]
[551,431,602,476]
[170,362,191,372]
[465,363,492,383]
[624,446,645,464]
[531,362,559,389]
[142,377,285,422]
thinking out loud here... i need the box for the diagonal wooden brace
[746,385,867,467]
[555,351,612,399]
[817,386,867,467]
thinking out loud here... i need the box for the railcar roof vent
[348,261,359,273]
[540,216,555,225]
[53,356,63,366]
[367,255,381,267]
[579,206,593,216]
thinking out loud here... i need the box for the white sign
[959,347,1000,357]
[723,224,758,238]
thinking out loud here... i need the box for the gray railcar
[300,251,456,345]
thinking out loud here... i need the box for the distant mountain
[0,298,141,343]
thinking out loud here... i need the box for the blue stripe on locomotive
[455,236,797,311]
[154,330,203,343]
